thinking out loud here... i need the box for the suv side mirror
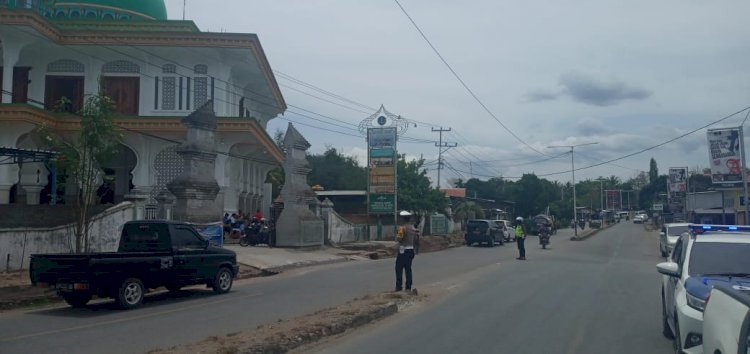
[656,262,680,277]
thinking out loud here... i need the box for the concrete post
[22,185,43,205]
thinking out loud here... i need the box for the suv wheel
[487,236,495,248]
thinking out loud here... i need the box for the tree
[307,147,367,190]
[40,93,121,253]
[452,201,484,230]
[649,158,659,184]
[397,155,447,216]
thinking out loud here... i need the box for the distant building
[0,0,286,217]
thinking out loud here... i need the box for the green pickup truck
[29,220,239,309]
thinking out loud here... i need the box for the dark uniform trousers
[395,249,415,290]
[517,237,526,258]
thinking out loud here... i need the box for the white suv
[657,225,750,354]
[660,223,690,257]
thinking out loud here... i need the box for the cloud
[526,73,652,107]
[525,89,560,102]
[559,73,652,106]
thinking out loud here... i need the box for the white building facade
[0,0,286,218]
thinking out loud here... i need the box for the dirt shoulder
[147,291,424,354]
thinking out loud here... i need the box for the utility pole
[548,142,599,239]
[182,0,187,20]
[432,127,457,188]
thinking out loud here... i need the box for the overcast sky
[164,0,750,186]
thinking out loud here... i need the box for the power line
[393,0,547,156]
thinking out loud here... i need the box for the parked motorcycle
[239,219,270,247]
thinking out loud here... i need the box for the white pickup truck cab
[702,283,750,354]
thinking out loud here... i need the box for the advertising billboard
[668,167,688,219]
[707,128,744,184]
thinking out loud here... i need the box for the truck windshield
[689,242,750,276]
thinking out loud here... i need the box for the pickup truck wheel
[212,268,233,294]
[117,278,144,309]
[62,293,92,308]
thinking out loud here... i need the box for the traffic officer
[514,216,527,260]
[395,210,419,292]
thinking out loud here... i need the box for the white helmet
[515,217,523,222]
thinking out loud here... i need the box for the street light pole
[548,142,599,239]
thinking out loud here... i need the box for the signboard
[192,222,224,247]
[369,193,395,213]
[652,204,663,211]
[707,128,744,184]
[668,167,688,216]
[367,127,397,214]
[668,167,688,193]
[368,128,397,148]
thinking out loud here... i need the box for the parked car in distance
[634,214,648,224]
[465,219,502,247]
[30,220,239,309]
[493,220,511,243]
[702,283,750,354]
[657,224,750,354]
[660,223,690,257]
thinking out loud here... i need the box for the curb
[569,223,615,241]
[253,257,351,274]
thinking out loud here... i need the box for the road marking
[0,292,262,342]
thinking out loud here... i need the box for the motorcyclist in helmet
[514,217,527,260]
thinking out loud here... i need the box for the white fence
[0,202,135,271]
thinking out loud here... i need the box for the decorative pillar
[167,101,221,223]
[22,185,44,205]
[155,190,175,220]
[275,123,324,247]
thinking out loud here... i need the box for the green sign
[369,193,395,214]
[370,148,395,158]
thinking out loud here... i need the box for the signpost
[360,106,410,239]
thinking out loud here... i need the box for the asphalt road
[309,222,675,354]
[0,223,671,354]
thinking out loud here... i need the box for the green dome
[52,1,168,20]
